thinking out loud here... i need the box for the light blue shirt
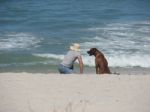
[61,50,81,68]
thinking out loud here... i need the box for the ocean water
[0,0,150,73]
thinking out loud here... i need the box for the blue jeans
[58,64,73,74]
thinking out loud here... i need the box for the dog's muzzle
[87,51,92,56]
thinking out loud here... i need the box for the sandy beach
[0,73,150,112]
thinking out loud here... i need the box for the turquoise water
[0,0,150,73]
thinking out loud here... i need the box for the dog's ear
[92,48,97,52]
[91,48,97,54]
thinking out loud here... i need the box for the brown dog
[87,48,111,74]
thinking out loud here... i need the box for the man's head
[70,43,80,52]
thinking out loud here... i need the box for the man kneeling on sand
[58,43,84,74]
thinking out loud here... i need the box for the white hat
[70,43,81,51]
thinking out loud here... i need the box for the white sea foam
[84,21,150,50]
[33,54,64,60]
[0,32,41,50]
[32,21,150,68]
[81,21,150,67]
[108,55,150,68]
[33,53,150,68]
[82,55,150,68]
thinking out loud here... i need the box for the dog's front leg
[96,67,98,74]
[96,65,99,74]
[95,59,100,74]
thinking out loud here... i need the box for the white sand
[0,73,150,112]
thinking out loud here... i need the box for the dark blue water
[0,0,150,73]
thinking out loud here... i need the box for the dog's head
[87,48,98,56]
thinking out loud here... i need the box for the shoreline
[0,65,150,75]
[0,73,150,112]
[0,66,150,75]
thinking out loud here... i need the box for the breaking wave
[0,32,41,50]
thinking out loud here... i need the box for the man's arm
[77,56,84,74]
